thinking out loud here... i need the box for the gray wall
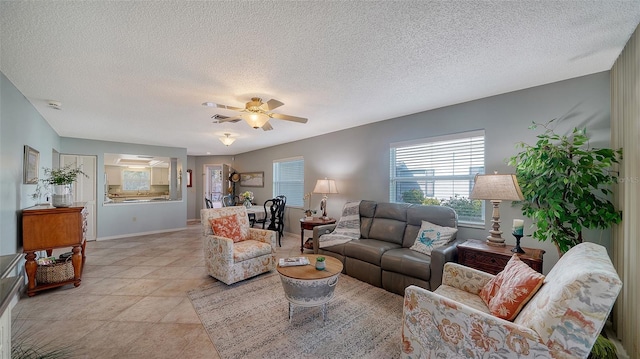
[60,138,188,239]
[0,72,61,255]
[2,68,612,274]
[1,70,188,249]
[230,72,612,274]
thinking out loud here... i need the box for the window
[273,157,304,207]
[390,130,485,225]
[122,169,151,191]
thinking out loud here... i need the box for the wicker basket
[36,258,74,284]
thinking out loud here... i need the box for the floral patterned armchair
[201,207,276,285]
[402,242,622,358]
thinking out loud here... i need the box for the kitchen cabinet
[151,167,169,185]
[105,166,122,186]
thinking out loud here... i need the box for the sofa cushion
[479,254,545,321]
[381,248,431,281]
[344,239,401,266]
[359,200,377,238]
[232,240,273,262]
[209,215,243,243]
[404,206,458,247]
[409,221,458,256]
[434,284,491,314]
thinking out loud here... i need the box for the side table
[457,239,545,275]
[299,217,336,253]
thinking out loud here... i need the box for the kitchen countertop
[105,194,173,204]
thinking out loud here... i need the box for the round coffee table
[276,254,343,322]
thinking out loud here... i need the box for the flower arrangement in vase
[241,191,254,208]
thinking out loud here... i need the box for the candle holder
[511,232,525,254]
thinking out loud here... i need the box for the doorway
[61,154,97,241]
[204,164,223,208]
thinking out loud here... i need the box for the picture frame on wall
[23,145,39,184]
[240,172,264,187]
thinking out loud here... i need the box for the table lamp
[469,173,524,246]
[313,178,338,219]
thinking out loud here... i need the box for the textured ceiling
[1,1,639,155]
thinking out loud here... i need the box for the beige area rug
[187,272,403,359]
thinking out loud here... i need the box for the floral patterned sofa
[401,242,622,358]
[201,207,276,285]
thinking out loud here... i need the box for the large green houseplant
[508,120,622,255]
[509,120,622,359]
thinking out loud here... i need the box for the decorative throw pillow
[479,254,545,321]
[209,215,243,243]
[409,220,458,256]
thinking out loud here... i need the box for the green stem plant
[508,119,622,255]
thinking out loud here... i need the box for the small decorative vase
[315,259,326,271]
[52,184,73,207]
[244,199,252,208]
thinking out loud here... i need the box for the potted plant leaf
[508,119,622,256]
[40,164,88,207]
[509,120,622,359]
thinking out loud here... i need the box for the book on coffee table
[279,257,310,267]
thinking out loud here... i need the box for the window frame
[122,168,151,191]
[272,156,304,207]
[390,130,485,226]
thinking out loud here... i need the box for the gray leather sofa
[312,200,459,295]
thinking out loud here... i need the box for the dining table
[244,206,266,226]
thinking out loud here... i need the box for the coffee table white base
[278,273,339,323]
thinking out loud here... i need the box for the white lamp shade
[242,112,270,129]
[469,174,524,201]
[313,179,338,194]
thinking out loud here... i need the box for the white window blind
[390,130,485,225]
[273,157,304,207]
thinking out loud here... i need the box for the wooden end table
[299,217,336,253]
[457,239,545,275]
[277,254,343,322]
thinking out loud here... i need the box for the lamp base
[485,200,505,247]
[486,236,506,247]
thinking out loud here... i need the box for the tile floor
[11,222,306,358]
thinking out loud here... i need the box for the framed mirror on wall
[23,145,40,184]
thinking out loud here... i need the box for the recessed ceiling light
[202,102,215,107]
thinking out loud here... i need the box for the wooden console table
[299,217,336,253]
[457,239,545,275]
[22,203,87,296]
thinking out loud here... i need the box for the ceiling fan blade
[261,99,284,111]
[216,116,242,123]
[216,103,244,111]
[270,113,308,124]
[261,122,274,131]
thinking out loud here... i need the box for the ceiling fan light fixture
[219,133,236,146]
[242,112,270,129]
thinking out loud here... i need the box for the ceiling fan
[205,97,308,131]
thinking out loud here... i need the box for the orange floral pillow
[209,215,243,243]
[479,254,545,321]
